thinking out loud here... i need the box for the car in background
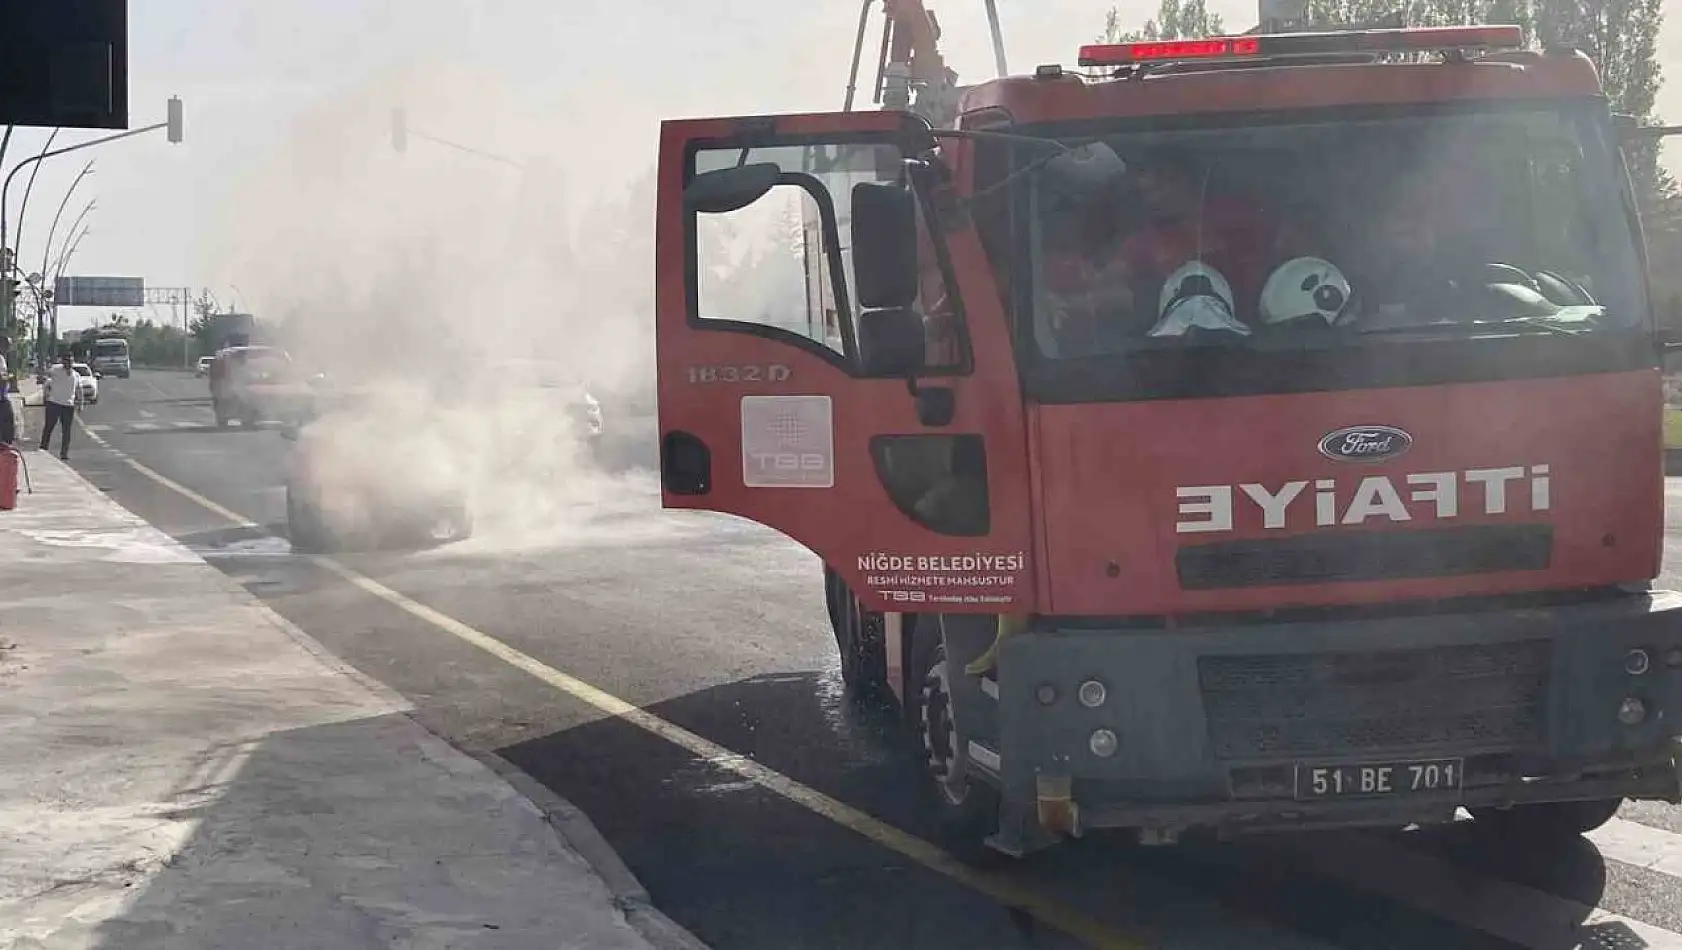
[195,356,213,377]
[208,345,317,427]
[71,362,98,405]
[282,398,472,553]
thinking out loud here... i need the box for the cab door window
[688,140,964,371]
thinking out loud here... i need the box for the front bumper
[993,591,1682,839]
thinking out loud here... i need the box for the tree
[1291,2,1674,208]
[188,313,215,354]
[1535,0,1671,206]
[1099,0,1225,43]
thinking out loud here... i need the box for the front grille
[1199,640,1553,760]
[1176,524,1553,590]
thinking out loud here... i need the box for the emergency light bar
[1077,25,1524,68]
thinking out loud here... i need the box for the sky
[2,0,1679,331]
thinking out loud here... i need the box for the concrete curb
[250,596,710,950]
[41,453,713,950]
[470,751,711,950]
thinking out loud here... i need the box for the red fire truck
[655,12,1682,858]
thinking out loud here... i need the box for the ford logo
[1318,425,1413,463]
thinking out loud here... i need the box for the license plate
[1294,758,1464,800]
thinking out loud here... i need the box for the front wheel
[911,631,1001,861]
[1470,798,1622,839]
[423,500,473,545]
[287,487,334,553]
[834,586,887,700]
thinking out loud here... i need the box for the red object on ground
[0,446,19,511]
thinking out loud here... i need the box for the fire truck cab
[655,25,1682,857]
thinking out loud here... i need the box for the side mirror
[1616,114,1682,143]
[852,182,918,309]
[857,307,926,377]
[685,162,782,214]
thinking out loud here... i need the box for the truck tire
[424,501,474,545]
[1470,798,1623,839]
[823,566,845,636]
[834,584,888,700]
[910,629,1002,862]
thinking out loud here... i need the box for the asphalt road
[47,369,1682,950]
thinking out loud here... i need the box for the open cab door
[654,109,1036,614]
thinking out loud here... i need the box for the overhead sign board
[54,275,144,307]
[0,0,129,129]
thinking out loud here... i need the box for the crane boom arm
[847,0,996,127]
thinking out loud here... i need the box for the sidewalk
[0,455,699,950]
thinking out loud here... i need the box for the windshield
[94,341,127,354]
[1017,104,1645,360]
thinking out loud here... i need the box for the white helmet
[1149,261,1249,337]
[1259,257,1352,326]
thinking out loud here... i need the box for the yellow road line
[76,423,1144,950]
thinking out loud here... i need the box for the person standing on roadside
[0,377,14,447]
[39,353,80,460]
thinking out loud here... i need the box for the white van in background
[90,336,131,379]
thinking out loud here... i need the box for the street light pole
[40,160,94,287]
[57,225,90,274]
[0,97,184,337]
[2,127,59,336]
[10,128,62,279]
[389,107,524,169]
[52,203,94,279]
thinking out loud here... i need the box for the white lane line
[1260,831,1682,949]
[1589,817,1682,881]
[80,427,259,528]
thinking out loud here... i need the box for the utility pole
[182,286,191,368]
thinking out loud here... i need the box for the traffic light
[166,96,184,143]
[391,108,407,152]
